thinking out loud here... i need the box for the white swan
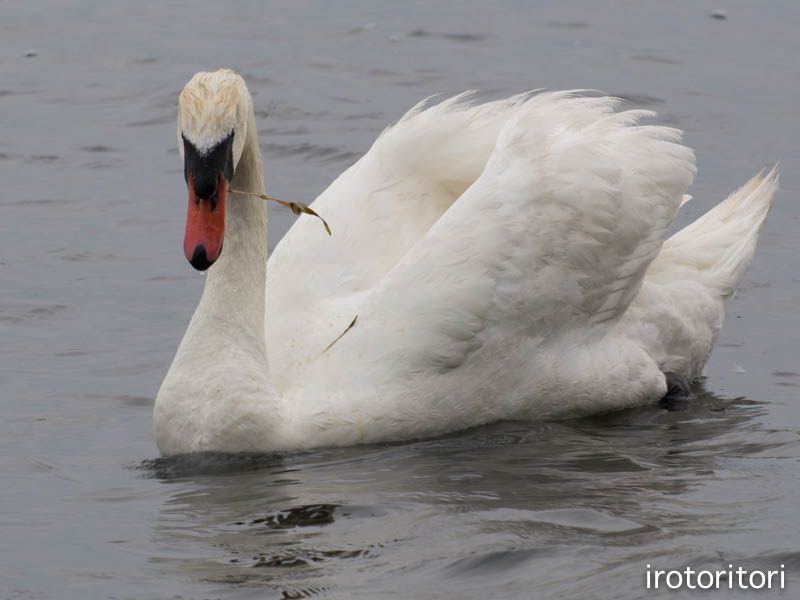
[154,69,778,455]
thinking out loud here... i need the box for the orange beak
[184,173,227,270]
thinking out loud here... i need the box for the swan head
[177,69,252,270]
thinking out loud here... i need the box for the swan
[154,69,778,455]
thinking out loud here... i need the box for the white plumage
[154,70,778,455]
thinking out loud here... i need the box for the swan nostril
[189,244,212,271]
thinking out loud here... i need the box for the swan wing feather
[266,93,537,386]
[352,93,696,371]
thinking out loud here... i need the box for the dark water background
[2,1,799,598]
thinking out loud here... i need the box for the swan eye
[182,131,235,193]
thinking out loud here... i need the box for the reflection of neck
[196,110,267,359]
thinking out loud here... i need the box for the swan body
[154,69,778,455]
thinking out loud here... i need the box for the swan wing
[357,93,695,351]
[315,94,697,426]
[266,93,536,386]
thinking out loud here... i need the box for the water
[2,1,799,598]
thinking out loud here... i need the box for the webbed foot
[660,371,692,411]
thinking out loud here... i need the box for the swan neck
[199,108,267,352]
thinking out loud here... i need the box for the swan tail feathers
[653,166,778,303]
[629,167,778,379]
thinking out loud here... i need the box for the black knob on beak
[192,171,219,201]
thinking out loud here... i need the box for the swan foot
[660,371,693,411]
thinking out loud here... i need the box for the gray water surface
[2,1,799,599]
